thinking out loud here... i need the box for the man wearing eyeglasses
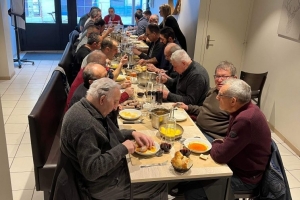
[183,79,271,199]
[175,61,237,142]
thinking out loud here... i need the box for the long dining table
[118,96,233,200]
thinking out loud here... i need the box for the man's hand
[122,140,136,154]
[132,48,141,55]
[147,64,159,73]
[125,87,134,97]
[172,102,188,110]
[138,59,147,65]
[119,54,128,66]
[121,80,131,89]
[162,90,169,99]
[107,27,114,34]
[138,34,147,41]
[132,131,154,148]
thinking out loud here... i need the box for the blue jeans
[183,174,258,200]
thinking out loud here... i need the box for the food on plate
[116,75,125,82]
[121,100,142,109]
[159,127,181,137]
[135,65,147,72]
[120,111,138,119]
[136,145,156,153]
[188,142,208,152]
[110,63,119,69]
[171,151,193,170]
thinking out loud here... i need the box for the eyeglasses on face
[216,93,233,99]
[213,75,233,80]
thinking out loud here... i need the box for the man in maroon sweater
[183,79,271,199]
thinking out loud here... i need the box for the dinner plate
[135,141,160,156]
[174,110,187,122]
[183,138,212,154]
[119,109,141,120]
[116,75,125,82]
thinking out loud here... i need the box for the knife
[123,119,144,124]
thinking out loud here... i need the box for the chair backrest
[69,30,79,44]
[240,71,268,93]
[58,42,74,85]
[28,70,67,173]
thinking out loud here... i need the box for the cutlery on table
[123,119,144,124]
[140,160,168,168]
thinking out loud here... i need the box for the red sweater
[210,103,271,185]
[104,14,123,25]
[65,68,129,111]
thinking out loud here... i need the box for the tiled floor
[1,59,300,200]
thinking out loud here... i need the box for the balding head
[86,50,107,66]
[83,62,107,87]
[164,43,181,61]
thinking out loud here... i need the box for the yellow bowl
[159,124,184,139]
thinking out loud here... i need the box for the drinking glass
[146,82,153,103]
[163,117,176,147]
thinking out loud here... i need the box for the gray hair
[87,32,100,45]
[223,79,251,104]
[86,50,107,66]
[169,44,181,54]
[170,49,191,63]
[215,61,236,76]
[90,8,101,19]
[101,38,118,50]
[87,78,120,100]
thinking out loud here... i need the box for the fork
[140,160,168,168]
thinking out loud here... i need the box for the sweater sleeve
[187,105,201,115]
[210,117,251,164]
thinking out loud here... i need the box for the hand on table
[156,73,168,84]
[138,59,147,65]
[132,131,154,149]
[121,80,131,89]
[162,90,169,99]
[125,87,134,97]
[122,140,136,154]
[147,64,159,73]
[172,102,188,110]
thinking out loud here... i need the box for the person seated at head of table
[76,19,114,53]
[132,24,164,60]
[183,79,271,200]
[104,7,123,25]
[139,27,179,70]
[175,61,237,143]
[160,49,210,106]
[66,50,130,111]
[53,78,168,199]
[73,32,102,79]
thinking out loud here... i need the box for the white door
[194,0,253,86]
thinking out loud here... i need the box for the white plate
[174,110,187,122]
[183,138,212,153]
[135,141,160,156]
[116,75,125,82]
[119,109,141,120]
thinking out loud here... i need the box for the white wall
[6,0,16,58]
[243,0,300,151]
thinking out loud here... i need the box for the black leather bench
[28,69,68,199]
[58,42,75,85]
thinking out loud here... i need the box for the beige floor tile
[9,157,14,168]
[10,157,34,172]
[32,189,44,200]
[5,124,28,133]
[11,107,33,115]
[15,101,36,108]
[5,133,24,145]
[282,143,297,156]
[281,155,300,170]
[8,83,28,89]
[15,144,33,157]
[29,79,47,84]
[6,115,29,124]
[12,79,31,84]
[12,190,34,200]
[21,132,31,144]
[7,144,19,158]
[0,83,11,89]
[2,107,14,115]
[1,100,18,108]
[19,94,40,101]
[0,88,7,95]
[1,94,21,101]
[290,187,300,200]
[3,115,10,123]
[10,172,35,190]
[26,83,45,89]
[4,88,25,95]
[277,143,295,156]
[289,170,300,182]
[286,171,300,188]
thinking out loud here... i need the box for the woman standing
[159,4,187,51]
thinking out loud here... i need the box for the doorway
[20,0,77,51]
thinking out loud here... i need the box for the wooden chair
[240,71,268,108]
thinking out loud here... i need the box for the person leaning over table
[183,79,271,200]
[175,61,237,143]
[132,11,149,36]
[133,23,164,60]
[160,49,210,106]
[66,50,130,111]
[52,78,168,199]
[159,4,187,51]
